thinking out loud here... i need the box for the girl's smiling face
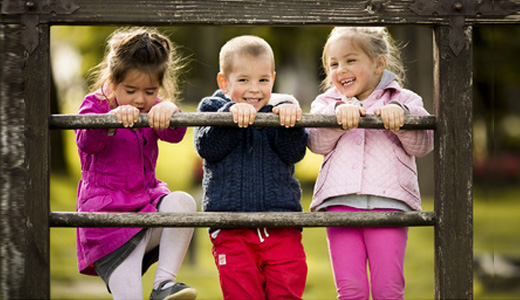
[326,36,385,100]
[113,69,160,112]
[218,53,275,112]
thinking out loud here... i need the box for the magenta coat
[307,82,434,212]
[75,93,187,275]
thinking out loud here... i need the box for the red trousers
[210,227,308,300]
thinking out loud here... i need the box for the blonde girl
[307,27,434,299]
[75,27,197,300]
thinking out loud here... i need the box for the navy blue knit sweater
[194,90,308,213]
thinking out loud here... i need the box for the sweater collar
[375,70,397,91]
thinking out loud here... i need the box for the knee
[160,191,197,213]
[371,281,405,300]
[336,279,369,300]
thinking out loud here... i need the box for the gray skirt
[93,195,166,292]
[93,228,159,293]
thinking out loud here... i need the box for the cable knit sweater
[194,90,308,214]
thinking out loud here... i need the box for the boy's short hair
[219,35,275,75]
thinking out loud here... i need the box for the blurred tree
[50,71,68,174]
[473,26,520,186]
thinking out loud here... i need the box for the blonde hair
[219,35,275,76]
[321,27,406,91]
[88,27,184,106]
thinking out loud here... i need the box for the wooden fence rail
[49,112,436,230]
[50,211,436,228]
[49,112,436,130]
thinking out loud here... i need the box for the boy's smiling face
[218,53,275,112]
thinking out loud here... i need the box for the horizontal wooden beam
[49,113,436,130]
[1,0,519,25]
[50,211,436,228]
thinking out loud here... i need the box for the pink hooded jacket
[307,81,434,212]
[75,93,186,275]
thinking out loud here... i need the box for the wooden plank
[2,0,519,25]
[0,23,28,300]
[433,25,473,299]
[0,22,50,299]
[49,113,436,130]
[25,24,51,299]
[50,211,436,228]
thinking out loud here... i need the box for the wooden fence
[1,0,520,299]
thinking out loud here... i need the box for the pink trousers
[326,206,408,300]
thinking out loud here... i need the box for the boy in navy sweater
[194,35,308,300]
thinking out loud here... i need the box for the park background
[48,25,519,299]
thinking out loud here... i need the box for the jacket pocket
[393,148,420,199]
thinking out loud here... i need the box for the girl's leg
[327,206,370,300]
[108,232,151,300]
[148,191,196,289]
[365,225,408,300]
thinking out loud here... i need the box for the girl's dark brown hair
[88,27,183,106]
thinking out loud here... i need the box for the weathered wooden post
[433,24,474,299]
[0,20,51,299]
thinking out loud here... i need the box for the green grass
[50,119,520,299]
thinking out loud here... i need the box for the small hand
[272,103,302,128]
[110,105,140,128]
[335,103,366,130]
[230,103,257,128]
[374,104,404,131]
[148,101,179,130]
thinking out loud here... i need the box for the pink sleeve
[155,126,187,144]
[393,91,434,157]
[307,95,345,155]
[154,108,187,143]
[75,95,112,154]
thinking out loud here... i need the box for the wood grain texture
[433,25,473,300]
[0,23,28,300]
[49,113,436,130]
[2,0,519,25]
[24,23,51,299]
[50,211,436,228]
